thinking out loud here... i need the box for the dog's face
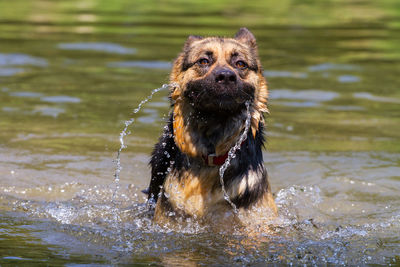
[170,28,268,115]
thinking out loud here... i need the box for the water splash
[218,101,252,213]
[113,83,177,202]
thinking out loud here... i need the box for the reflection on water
[0,53,47,77]
[33,106,66,118]
[0,53,48,67]
[264,70,308,79]
[9,91,44,98]
[353,92,400,104]
[0,68,25,76]
[337,75,361,83]
[270,89,339,108]
[40,95,81,103]
[108,61,172,69]
[58,42,136,55]
[1,0,400,265]
[308,63,361,72]
[270,89,339,102]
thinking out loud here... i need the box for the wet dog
[147,28,277,232]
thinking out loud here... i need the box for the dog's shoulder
[148,113,189,202]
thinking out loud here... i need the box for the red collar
[202,141,246,166]
[202,153,229,166]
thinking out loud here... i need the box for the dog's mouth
[184,69,255,114]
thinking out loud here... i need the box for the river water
[1,0,399,265]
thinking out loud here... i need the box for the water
[113,83,173,202]
[218,101,252,213]
[1,0,400,265]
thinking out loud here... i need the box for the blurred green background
[0,0,399,154]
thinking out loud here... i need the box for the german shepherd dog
[147,28,277,232]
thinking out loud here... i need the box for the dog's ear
[234,28,257,48]
[183,35,203,51]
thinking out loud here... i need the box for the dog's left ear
[234,28,257,48]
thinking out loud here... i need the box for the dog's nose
[215,69,237,84]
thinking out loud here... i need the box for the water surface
[1,0,399,265]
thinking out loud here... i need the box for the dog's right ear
[234,28,257,48]
[183,35,203,51]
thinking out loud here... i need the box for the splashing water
[218,101,252,213]
[113,83,177,202]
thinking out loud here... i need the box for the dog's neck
[172,100,248,159]
[193,108,247,154]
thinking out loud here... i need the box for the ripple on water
[353,92,400,104]
[0,68,25,76]
[273,101,321,107]
[4,181,398,265]
[108,61,172,69]
[146,100,169,108]
[40,96,81,103]
[33,106,65,117]
[1,149,399,265]
[337,75,360,83]
[9,92,44,98]
[2,107,19,112]
[136,108,160,124]
[0,53,48,67]
[308,63,361,72]
[6,90,81,106]
[270,89,339,108]
[263,70,308,78]
[58,42,136,55]
[270,89,339,102]
[326,105,365,111]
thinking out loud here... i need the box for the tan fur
[155,167,277,232]
[170,38,268,158]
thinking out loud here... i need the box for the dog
[147,28,277,232]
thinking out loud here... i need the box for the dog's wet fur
[147,28,277,232]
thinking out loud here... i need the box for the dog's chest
[161,168,229,218]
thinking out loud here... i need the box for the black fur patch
[148,113,189,202]
[149,112,268,209]
[184,74,255,114]
[227,123,269,208]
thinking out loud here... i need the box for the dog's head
[170,28,268,118]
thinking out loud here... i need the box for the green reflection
[0,212,107,265]
[0,0,399,154]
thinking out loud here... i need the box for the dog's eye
[198,58,210,66]
[236,61,247,69]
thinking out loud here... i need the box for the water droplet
[218,101,252,213]
[168,211,175,217]
[113,83,178,202]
